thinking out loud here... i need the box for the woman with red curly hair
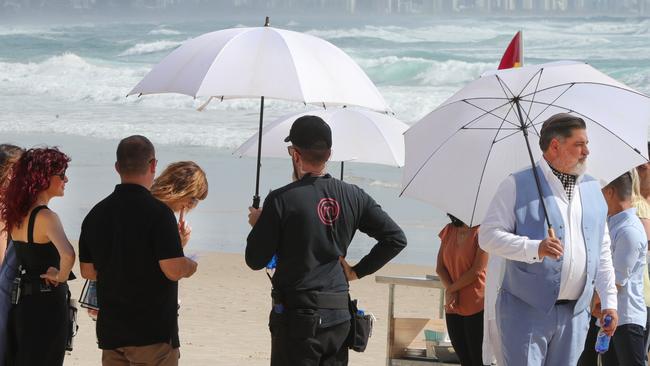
[0,147,76,366]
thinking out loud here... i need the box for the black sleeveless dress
[7,206,70,366]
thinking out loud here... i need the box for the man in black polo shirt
[246,116,407,366]
[79,135,197,366]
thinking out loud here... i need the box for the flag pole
[519,30,524,67]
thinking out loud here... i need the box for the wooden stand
[375,275,457,366]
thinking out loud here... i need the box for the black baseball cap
[284,115,332,150]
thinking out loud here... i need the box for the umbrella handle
[548,227,556,239]
[252,195,261,209]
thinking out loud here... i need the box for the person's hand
[339,256,358,281]
[179,208,192,248]
[248,207,262,227]
[88,309,98,321]
[601,309,618,337]
[445,289,458,312]
[538,237,563,260]
[40,266,60,287]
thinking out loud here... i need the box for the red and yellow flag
[498,31,523,70]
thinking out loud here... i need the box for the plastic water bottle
[266,254,278,270]
[595,315,613,353]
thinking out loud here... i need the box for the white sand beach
[6,16,649,366]
[64,252,440,366]
[0,131,444,365]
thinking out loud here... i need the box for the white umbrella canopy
[127,24,389,112]
[234,108,408,168]
[401,61,650,226]
[128,18,390,208]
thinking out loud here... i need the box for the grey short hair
[539,113,586,152]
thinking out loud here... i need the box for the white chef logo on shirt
[317,198,340,226]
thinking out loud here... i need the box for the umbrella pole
[253,96,265,209]
[340,161,344,181]
[514,99,555,237]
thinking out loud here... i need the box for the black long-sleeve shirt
[246,174,406,323]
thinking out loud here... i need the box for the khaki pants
[102,343,179,366]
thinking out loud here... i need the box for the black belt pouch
[346,297,371,352]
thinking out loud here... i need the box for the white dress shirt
[479,159,617,310]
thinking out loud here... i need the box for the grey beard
[572,161,587,176]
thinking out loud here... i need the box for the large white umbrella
[234,108,408,179]
[401,61,650,226]
[128,17,389,207]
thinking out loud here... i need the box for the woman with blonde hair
[151,161,208,246]
[0,144,24,262]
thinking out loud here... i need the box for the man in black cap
[246,115,407,366]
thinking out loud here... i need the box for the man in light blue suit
[480,113,618,366]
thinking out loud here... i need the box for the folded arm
[447,246,488,293]
[159,257,197,281]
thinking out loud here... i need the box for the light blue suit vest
[501,164,607,315]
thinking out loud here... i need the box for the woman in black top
[0,148,76,366]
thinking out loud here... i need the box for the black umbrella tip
[264,16,270,26]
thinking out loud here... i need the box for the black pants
[577,316,599,366]
[269,309,350,366]
[602,323,646,366]
[6,283,69,366]
[445,311,484,366]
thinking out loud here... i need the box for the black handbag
[346,296,374,352]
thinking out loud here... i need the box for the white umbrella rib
[520,83,576,132]
[469,104,520,226]
[520,82,649,101]
[523,99,647,157]
[524,69,545,129]
[495,75,517,100]
[463,99,521,129]
[400,99,516,195]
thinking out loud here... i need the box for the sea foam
[119,40,185,56]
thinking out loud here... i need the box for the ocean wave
[369,180,401,189]
[357,56,492,87]
[0,53,347,112]
[0,25,62,36]
[566,19,650,35]
[148,28,181,35]
[0,50,470,134]
[118,40,184,56]
[307,24,502,43]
